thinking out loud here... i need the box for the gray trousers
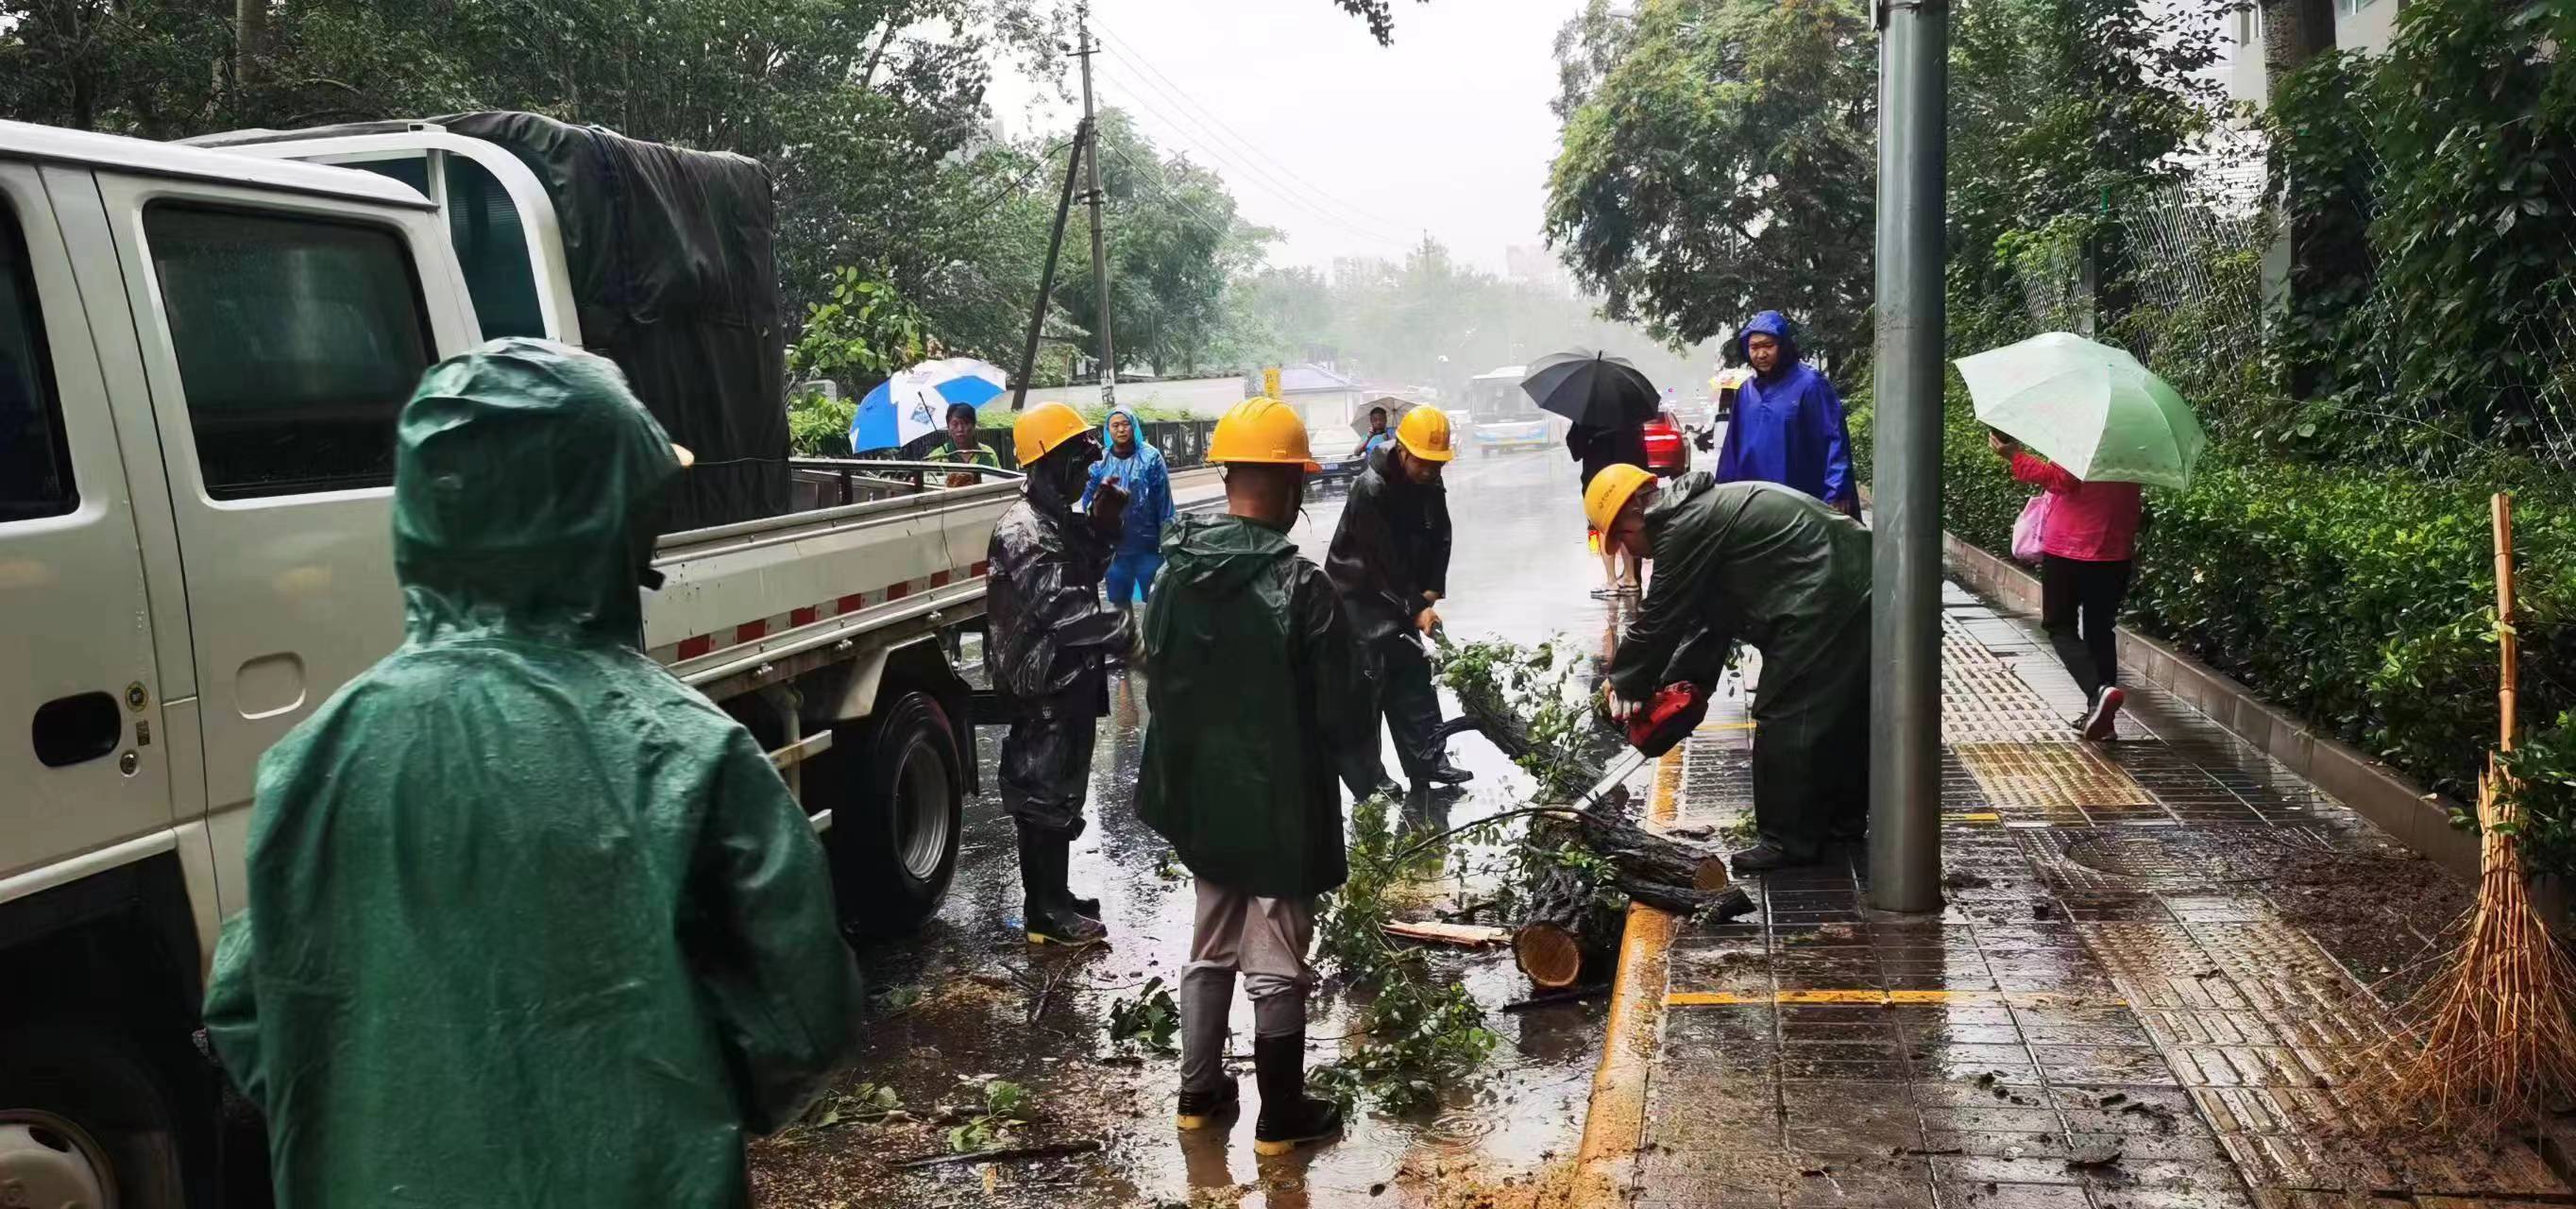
[1178,877,1316,1094]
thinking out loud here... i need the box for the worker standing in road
[1083,404,1176,608]
[1140,395,1371,1157]
[1715,310,1861,518]
[1328,405,1473,793]
[1589,465,1873,873]
[989,400,1131,945]
[202,339,858,1209]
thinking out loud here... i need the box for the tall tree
[1545,0,1878,363]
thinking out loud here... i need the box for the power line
[1096,140,1247,251]
[1093,26,1419,242]
[1089,52,1415,248]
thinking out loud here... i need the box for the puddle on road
[750,453,1624,1208]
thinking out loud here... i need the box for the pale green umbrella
[1955,332,2206,489]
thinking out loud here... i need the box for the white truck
[0,117,1006,1205]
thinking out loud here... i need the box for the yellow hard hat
[1210,398,1321,471]
[1584,464,1656,532]
[1395,406,1455,463]
[1012,401,1090,466]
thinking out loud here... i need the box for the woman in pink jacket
[1990,430,2142,740]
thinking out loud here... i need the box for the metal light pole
[1868,0,1948,912]
[1076,8,1117,406]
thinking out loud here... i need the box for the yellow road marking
[1944,811,2002,823]
[1568,735,1688,1206]
[1695,720,1755,732]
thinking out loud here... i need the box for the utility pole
[1867,0,1948,912]
[1012,134,1087,411]
[1076,7,1117,406]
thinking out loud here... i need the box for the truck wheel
[821,692,964,937]
[0,1023,188,1209]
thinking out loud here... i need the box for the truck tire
[0,1022,188,1209]
[820,691,964,937]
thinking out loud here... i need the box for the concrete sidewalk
[1575,576,2556,1209]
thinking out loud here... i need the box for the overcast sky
[984,0,1580,277]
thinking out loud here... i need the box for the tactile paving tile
[1957,741,2159,815]
[2019,827,2328,895]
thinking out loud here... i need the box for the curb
[1563,746,1687,1207]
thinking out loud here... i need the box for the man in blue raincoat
[203,339,859,1208]
[1082,404,1176,605]
[1714,310,1859,517]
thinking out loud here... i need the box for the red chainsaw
[1573,682,1710,809]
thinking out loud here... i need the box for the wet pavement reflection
[750,449,1627,1207]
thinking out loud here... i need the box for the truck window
[145,204,433,499]
[0,197,76,521]
[352,154,546,340]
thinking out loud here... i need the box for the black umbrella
[1520,349,1659,428]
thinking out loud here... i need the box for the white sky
[983,0,1580,276]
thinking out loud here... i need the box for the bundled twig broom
[2375,493,2576,1132]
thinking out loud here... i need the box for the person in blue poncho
[1083,404,1177,606]
[1715,310,1860,518]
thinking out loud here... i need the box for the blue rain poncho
[1080,405,1175,556]
[202,339,860,1208]
[1714,311,1856,506]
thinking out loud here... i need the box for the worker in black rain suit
[987,400,1133,945]
[1327,405,1471,793]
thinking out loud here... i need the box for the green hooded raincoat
[1605,474,1873,856]
[202,339,859,1209]
[1136,513,1373,898]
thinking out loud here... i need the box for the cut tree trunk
[1443,673,1754,988]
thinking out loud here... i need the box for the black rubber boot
[1176,1079,1240,1131]
[1251,1032,1342,1156]
[1018,828,1106,945]
[1422,759,1474,786]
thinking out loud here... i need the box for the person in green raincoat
[1137,396,1374,1156]
[1587,465,1873,873]
[203,338,860,1209]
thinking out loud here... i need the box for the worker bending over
[1139,396,1372,1156]
[1588,466,1873,873]
[1328,406,1471,792]
[988,401,1133,945]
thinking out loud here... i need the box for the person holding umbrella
[1353,405,1394,459]
[1957,332,2204,742]
[1522,350,1661,598]
[934,401,1002,487]
[1714,311,1859,518]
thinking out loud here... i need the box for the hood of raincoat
[1732,310,1802,373]
[394,338,684,645]
[1161,510,1293,602]
[1100,404,1147,456]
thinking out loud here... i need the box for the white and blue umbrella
[849,358,1010,452]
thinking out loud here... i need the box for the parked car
[1643,409,1691,476]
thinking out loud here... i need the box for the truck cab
[0,116,991,1207]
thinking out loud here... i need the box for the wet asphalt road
[751,446,1655,1207]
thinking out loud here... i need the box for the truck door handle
[32,690,122,768]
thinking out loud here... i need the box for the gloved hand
[1090,477,1128,541]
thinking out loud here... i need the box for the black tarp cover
[190,112,789,532]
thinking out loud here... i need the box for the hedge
[1852,385,2576,821]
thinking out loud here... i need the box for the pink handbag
[2011,493,2054,564]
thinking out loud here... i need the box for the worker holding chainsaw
[1585,465,1873,873]
[1327,405,1471,794]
